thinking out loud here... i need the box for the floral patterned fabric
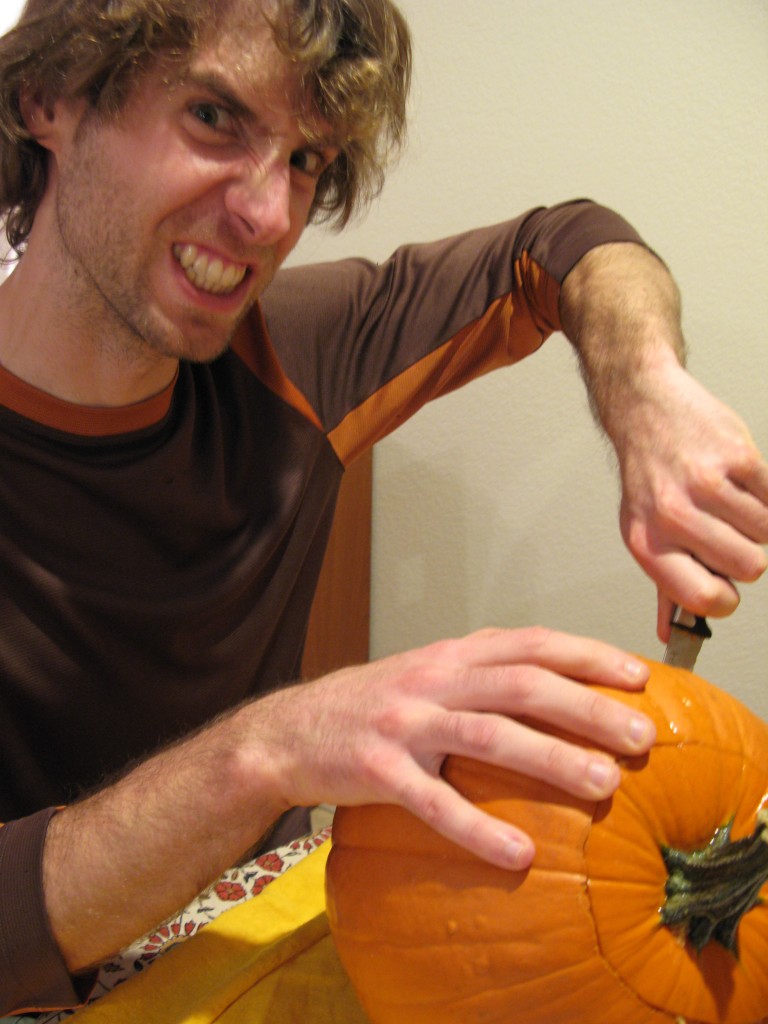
[4,827,332,1024]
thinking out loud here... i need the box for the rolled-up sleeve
[0,808,94,1014]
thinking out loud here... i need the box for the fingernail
[623,659,647,682]
[587,758,616,790]
[503,837,532,869]
[629,715,655,747]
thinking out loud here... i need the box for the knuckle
[653,486,690,533]
[460,812,495,853]
[396,658,445,698]
[542,738,570,779]
[622,516,654,564]
[461,714,502,757]
[504,664,540,708]
[516,625,555,661]
[681,581,712,611]
[434,627,505,662]
[743,548,768,582]
[685,577,737,616]
[409,788,447,830]
[470,626,505,642]
[425,634,466,665]
[375,702,408,740]
[523,624,555,650]
[358,745,399,782]
[731,434,760,475]
[578,687,610,725]
[696,461,727,497]
[357,747,396,790]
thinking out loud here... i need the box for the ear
[18,88,83,152]
[19,88,55,144]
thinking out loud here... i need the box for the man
[0,0,766,1012]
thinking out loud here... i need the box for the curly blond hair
[0,0,412,251]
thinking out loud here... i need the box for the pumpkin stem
[660,806,768,957]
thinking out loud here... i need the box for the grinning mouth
[173,243,248,295]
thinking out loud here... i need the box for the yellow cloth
[72,842,369,1023]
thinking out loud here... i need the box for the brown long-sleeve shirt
[0,202,644,1010]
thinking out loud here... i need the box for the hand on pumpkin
[39,628,655,970]
[252,627,655,870]
[612,355,768,641]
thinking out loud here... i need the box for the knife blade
[662,607,711,670]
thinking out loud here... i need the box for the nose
[224,157,292,246]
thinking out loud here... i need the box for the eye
[187,102,237,139]
[290,147,330,179]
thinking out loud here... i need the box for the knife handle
[669,608,712,638]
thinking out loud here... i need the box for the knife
[662,607,711,670]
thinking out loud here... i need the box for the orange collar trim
[0,362,178,437]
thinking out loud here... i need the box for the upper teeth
[173,244,247,295]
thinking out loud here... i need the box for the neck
[0,231,178,409]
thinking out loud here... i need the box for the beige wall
[292,1,768,717]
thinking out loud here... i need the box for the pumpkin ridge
[584,876,664,891]
[583,835,687,1021]
[588,913,680,1022]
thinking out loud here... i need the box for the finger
[656,589,676,643]
[472,716,625,801]
[643,548,740,618]
[436,671,655,759]
[394,769,536,870]
[439,627,649,690]
[426,708,626,801]
[702,478,768,546]
[626,516,742,617]
[629,474,767,585]
[729,445,768,508]
[663,508,768,585]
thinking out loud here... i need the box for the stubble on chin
[55,192,261,370]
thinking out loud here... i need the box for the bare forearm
[42,707,287,972]
[558,240,768,628]
[559,241,686,439]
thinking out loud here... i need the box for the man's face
[49,7,338,365]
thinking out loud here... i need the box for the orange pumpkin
[326,660,768,1023]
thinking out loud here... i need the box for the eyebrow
[183,67,338,151]
[184,69,256,124]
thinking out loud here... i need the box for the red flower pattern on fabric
[215,880,247,901]
[251,874,276,896]
[256,852,284,873]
